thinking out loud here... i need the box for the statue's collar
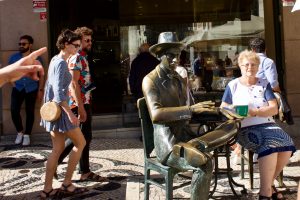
[158,63,180,80]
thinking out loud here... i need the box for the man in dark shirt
[192,52,205,90]
[192,52,204,77]
[9,35,44,146]
[129,43,159,100]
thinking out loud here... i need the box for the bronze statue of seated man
[142,32,240,200]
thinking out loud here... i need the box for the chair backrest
[137,98,155,158]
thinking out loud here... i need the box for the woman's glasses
[240,63,258,67]
[71,43,81,48]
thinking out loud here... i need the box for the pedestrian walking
[40,29,87,199]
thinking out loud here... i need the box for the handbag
[40,101,61,122]
[40,80,62,122]
[274,92,294,125]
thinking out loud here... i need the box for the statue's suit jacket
[142,64,198,163]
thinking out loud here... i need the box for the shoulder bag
[40,101,61,122]
[40,80,62,122]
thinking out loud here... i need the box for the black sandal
[40,189,59,199]
[272,185,285,200]
[60,183,88,195]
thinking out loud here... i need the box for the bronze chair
[138,97,245,199]
[137,97,183,200]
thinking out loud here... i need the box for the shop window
[121,0,264,100]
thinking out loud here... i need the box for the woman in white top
[221,50,295,200]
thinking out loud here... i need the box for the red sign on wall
[40,12,47,22]
[33,0,47,13]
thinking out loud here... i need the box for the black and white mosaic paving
[0,139,299,200]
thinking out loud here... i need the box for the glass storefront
[49,0,265,114]
[119,0,264,105]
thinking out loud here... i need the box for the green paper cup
[235,105,248,116]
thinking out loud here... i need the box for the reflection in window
[121,0,264,93]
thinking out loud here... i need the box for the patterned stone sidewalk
[0,138,299,199]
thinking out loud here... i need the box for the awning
[182,15,264,47]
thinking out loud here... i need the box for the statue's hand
[190,101,216,113]
[218,107,244,120]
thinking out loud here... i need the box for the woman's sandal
[60,183,88,195]
[40,189,59,199]
[272,185,285,200]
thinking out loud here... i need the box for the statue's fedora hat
[149,32,184,56]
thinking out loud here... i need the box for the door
[90,40,122,113]
[48,0,122,114]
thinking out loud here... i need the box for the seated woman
[220,50,296,200]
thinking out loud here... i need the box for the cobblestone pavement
[0,136,299,200]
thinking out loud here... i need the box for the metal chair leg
[144,168,150,200]
[241,147,245,179]
[277,171,284,187]
[165,172,174,200]
[248,150,254,189]
[209,149,219,197]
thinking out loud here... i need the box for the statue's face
[162,48,181,70]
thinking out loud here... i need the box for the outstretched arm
[142,76,216,123]
[0,47,47,87]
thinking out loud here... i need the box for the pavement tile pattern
[0,138,299,200]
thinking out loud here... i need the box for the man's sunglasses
[84,39,92,43]
[19,43,29,46]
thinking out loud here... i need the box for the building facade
[0,0,299,135]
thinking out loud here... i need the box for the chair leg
[248,151,254,189]
[144,168,150,200]
[165,172,174,200]
[277,170,284,187]
[241,147,245,179]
